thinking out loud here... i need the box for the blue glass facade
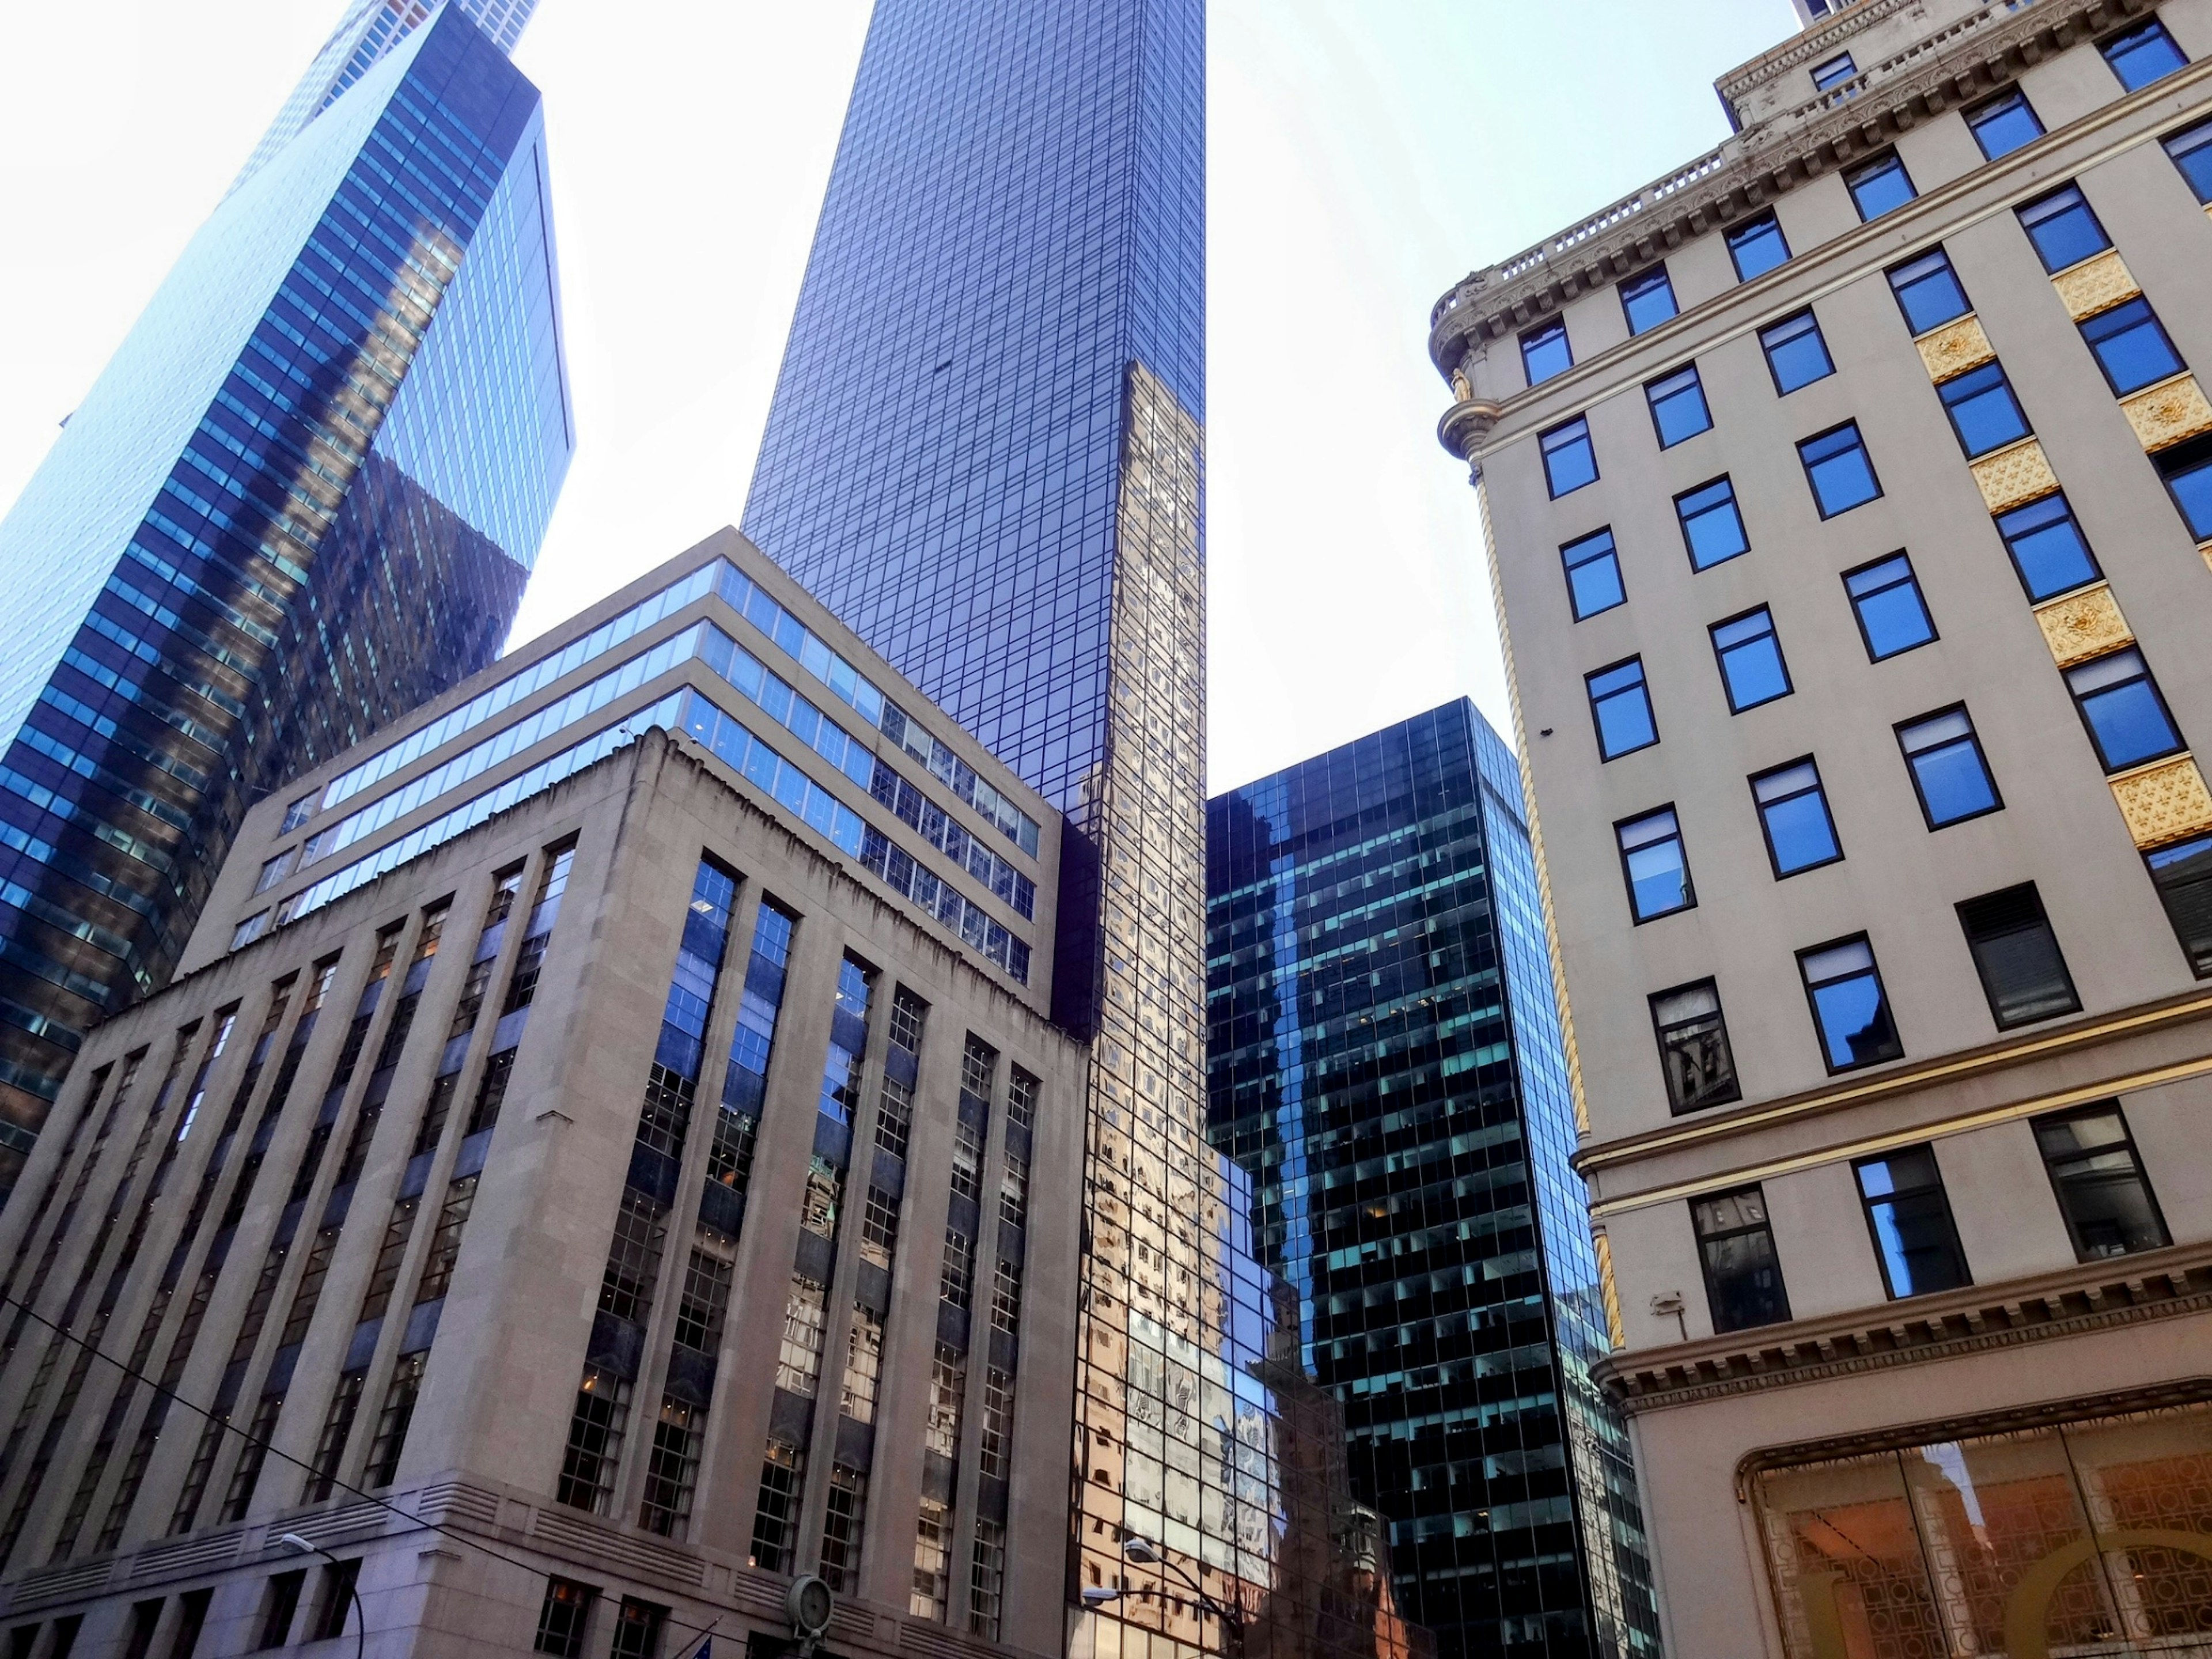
[1207,701,1660,1659]
[0,6,570,1190]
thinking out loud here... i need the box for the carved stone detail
[1970,437,2059,514]
[2032,582,2132,668]
[2120,373,2212,453]
[1915,313,1995,383]
[1437,399,1503,478]
[2110,754,2212,851]
[2050,247,2141,321]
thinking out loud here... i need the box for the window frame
[1675,475,1750,571]
[1844,150,1918,221]
[1620,265,1679,335]
[2032,1103,2172,1262]
[1726,210,1791,282]
[1810,50,1857,90]
[1750,757,1843,879]
[1586,656,1659,761]
[2145,832,2212,978]
[1645,363,1714,449]
[2016,183,2111,274]
[1615,805,1695,924]
[1964,87,2044,160]
[1521,318,1573,388]
[1649,979,1742,1115]
[1560,527,1625,621]
[1842,552,1937,661]
[1936,360,2033,459]
[1896,704,2004,830]
[1994,492,2102,603]
[1709,605,1793,714]
[1956,882,2082,1031]
[2078,296,2186,396]
[2099,17,2190,92]
[2162,116,2212,204]
[1798,421,1883,518]
[1692,1185,1793,1334]
[1852,1145,1972,1300]
[1758,309,1835,396]
[1540,416,1599,498]
[2155,433,2212,542]
[1797,933,1905,1075]
[2064,647,2186,773]
[1885,247,1972,336]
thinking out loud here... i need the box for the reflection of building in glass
[1207,700,1659,1659]
[0,5,571,1194]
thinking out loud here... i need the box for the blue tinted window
[1711,608,1791,712]
[1760,310,1834,394]
[1726,212,1790,281]
[1812,51,1857,90]
[1938,361,2032,457]
[1522,319,1573,387]
[2101,18,2188,90]
[1854,1147,1968,1295]
[1966,90,2044,160]
[2157,435,2212,540]
[1846,153,1917,221]
[1887,248,1971,335]
[1621,266,1678,335]
[1844,554,1936,659]
[1898,708,2002,827]
[1587,658,1657,759]
[1752,760,1841,876]
[1562,529,1624,620]
[1995,494,2101,600]
[1646,365,1712,448]
[2164,118,2212,203]
[1675,478,1749,570]
[1800,937,1903,1072]
[1618,808,1693,921]
[2017,185,2110,272]
[1800,423,1881,516]
[2080,297,2185,395]
[2066,648,2184,771]
[1541,417,1598,497]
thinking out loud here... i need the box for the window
[533,1581,599,1658]
[609,1600,668,1659]
[1798,935,1903,1072]
[310,1560,360,1643]
[1585,657,1657,759]
[1897,707,2002,827]
[1620,266,1677,335]
[1616,808,1694,922]
[2146,832,2212,975]
[912,1497,952,1621]
[1645,365,1712,448]
[1995,493,2101,600]
[1845,151,1916,220]
[1560,528,1624,620]
[1650,981,1740,1113]
[2065,647,2184,771]
[1751,760,1842,877]
[750,1440,805,1573]
[2162,116,2212,202]
[1957,884,2080,1028]
[1887,247,1971,335]
[1854,1147,1971,1298]
[1843,554,1936,659]
[1965,88,2043,159]
[2156,433,2212,540]
[1693,1188,1790,1332]
[2100,18,2188,90]
[122,1601,160,1659]
[1759,310,1834,394]
[820,1465,868,1594]
[1521,319,1572,387]
[1726,211,1790,281]
[1937,361,2032,457]
[1799,422,1881,516]
[1710,607,1791,711]
[1675,476,1749,569]
[279,794,315,834]
[2033,1104,2170,1260]
[1540,416,1597,497]
[2017,184,2109,272]
[2079,296,2185,395]
[258,1573,306,1652]
[1811,50,1857,90]
[970,1517,1007,1641]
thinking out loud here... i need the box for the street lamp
[278,1533,365,1659]
[1118,1535,1246,1657]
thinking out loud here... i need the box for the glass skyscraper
[0,3,571,1196]
[1206,701,1661,1659]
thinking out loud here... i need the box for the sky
[0,0,1796,796]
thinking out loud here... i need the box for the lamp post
[278,1532,365,1659]
[1108,1535,1247,1658]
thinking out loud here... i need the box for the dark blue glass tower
[0,5,571,1191]
[1207,701,1662,1659]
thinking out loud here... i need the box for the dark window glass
[1521,319,1573,387]
[2154,432,2212,540]
[1650,982,1740,1113]
[1800,422,1881,516]
[1562,528,1624,620]
[535,1580,599,1659]
[1799,936,1903,1071]
[1846,151,1917,220]
[1726,211,1791,281]
[2017,184,2110,272]
[310,1561,360,1643]
[1541,416,1598,497]
[1694,1188,1790,1332]
[2146,832,2212,976]
[1887,248,1972,335]
[609,1599,668,1659]
[1812,51,1858,90]
[1621,266,1678,335]
[1617,807,1694,921]
[2033,1105,2171,1260]
[1646,365,1712,448]
[1957,884,2080,1028]
[1965,89,2044,159]
[1752,760,1842,876]
[1586,657,1657,759]
[1937,361,2032,457]
[1675,476,1749,570]
[2065,647,2184,771]
[1759,310,1834,395]
[1711,607,1791,711]
[1897,707,2002,827]
[259,1574,306,1652]
[2162,116,2212,203]
[2079,296,2185,395]
[1854,1147,1970,1298]
[1843,553,1936,659]
[1995,493,2101,600]
[2101,18,2188,90]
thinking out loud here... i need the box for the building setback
[1431,0,2212,1655]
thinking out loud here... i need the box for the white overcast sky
[0,0,1796,795]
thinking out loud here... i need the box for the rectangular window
[639,1396,701,1539]
[1521,319,1572,387]
[1995,493,2101,600]
[1897,707,2002,828]
[2066,647,2184,771]
[820,1465,868,1594]
[1965,88,2044,158]
[1710,607,1792,711]
[775,1276,830,1396]
[925,1343,967,1458]
[1937,361,2032,457]
[1616,808,1693,922]
[1759,310,1834,395]
[1585,657,1657,759]
[1675,476,1749,570]
[2146,832,2212,975]
[979,1366,1015,1478]
[2033,1104,2170,1260]
[1562,528,1624,620]
[310,1562,359,1643]
[1799,422,1881,516]
[750,1441,805,1574]
[841,1305,884,1423]
[1693,1187,1790,1332]
[558,1368,632,1514]
[1620,265,1677,335]
[969,1517,1007,1642]
[1887,247,1972,335]
[1645,365,1712,448]
[1726,211,1790,281]
[1799,936,1903,1072]
[911,1498,952,1621]
[940,1229,975,1308]
[1855,1146,1971,1298]
[2079,296,2184,395]
[2162,116,2212,203]
[1650,980,1740,1113]
[259,1573,306,1652]
[1752,760,1842,876]
[535,1581,599,1659]
[1957,883,2080,1028]
[609,1600,667,1659]
[2156,433,2212,540]
[1540,416,1598,497]
[2101,18,2188,90]
[1810,50,1857,90]
[2017,184,2109,272]
[1846,151,1916,220]
[1843,554,1936,659]
[279,794,316,834]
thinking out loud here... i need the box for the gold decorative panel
[2050,247,2141,321]
[2032,582,2132,668]
[2120,373,2212,453]
[1915,313,1995,383]
[1971,438,2059,514]
[2110,753,2212,850]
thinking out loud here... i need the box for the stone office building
[1432,0,2212,1654]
